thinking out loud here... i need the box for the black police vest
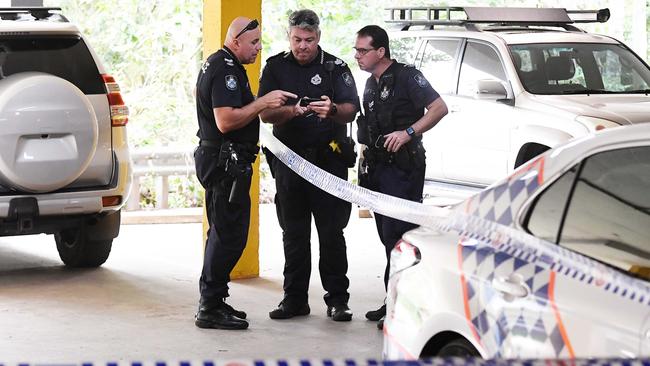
[367,64,422,142]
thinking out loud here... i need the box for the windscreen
[509,43,650,95]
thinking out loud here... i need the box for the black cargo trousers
[367,159,425,288]
[271,152,351,307]
[194,145,251,301]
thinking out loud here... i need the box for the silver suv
[0,7,131,267]
[388,6,650,200]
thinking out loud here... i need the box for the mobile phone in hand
[299,97,322,107]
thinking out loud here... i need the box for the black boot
[365,304,386,321]
[200,298,247,319]
[269,299,310,319]
[195,300,249,330]
[327,303,353,322]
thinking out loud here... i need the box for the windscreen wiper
[625,89,650,94]
[557,89,623,95]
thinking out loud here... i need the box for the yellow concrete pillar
[202,0,261,279]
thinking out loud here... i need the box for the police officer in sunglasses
[194,17,295,330]
[258,9,360,322]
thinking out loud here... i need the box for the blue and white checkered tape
[7,359,650,366]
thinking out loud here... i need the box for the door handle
[492,275,529,300]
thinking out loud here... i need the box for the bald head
[226,17,254,43]
[223,16,262,65]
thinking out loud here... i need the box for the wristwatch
[406,126,416,136]
[330,103,338,116]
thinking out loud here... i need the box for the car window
[560,146,650,273]
[419,39,461,94]
[595,48,650,92]
[527,146,650,277]
[510,43,650,95]
[526,166,577,243]
[458,41,506,97]
[0,35,105,94]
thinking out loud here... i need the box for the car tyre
[437,338,480,357]
[55,227,112,268]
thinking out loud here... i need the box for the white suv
[388,6,650,199]
[0,7,131,267]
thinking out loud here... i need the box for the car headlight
[390,239,422,275]
[575,116,621,132]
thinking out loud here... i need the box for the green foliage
[45,0,203,149]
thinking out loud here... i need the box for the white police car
[384,123,650,359]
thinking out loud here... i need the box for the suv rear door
[0,35,113,189]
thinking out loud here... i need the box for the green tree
[45,0,203,148]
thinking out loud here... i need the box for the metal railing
[126,147,196,211]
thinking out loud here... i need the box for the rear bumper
[0,154,131,230]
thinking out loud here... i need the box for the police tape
[9,359,650,366]
[259,127,650,305]
[259,127,449,225]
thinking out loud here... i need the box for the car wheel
[437,338,480,357]
[55,227,112,268]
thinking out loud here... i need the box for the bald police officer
[354,25,448,328]
[194,17,295,330]
[258,9,360,322]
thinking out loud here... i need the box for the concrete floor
[0,204,386,363]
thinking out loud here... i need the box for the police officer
[258,9,359,322]
[194,17,296,330]
[354,25,448,328]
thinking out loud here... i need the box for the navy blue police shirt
[363,61,440,132]
[258,47,359,150]
[196,46,259,144]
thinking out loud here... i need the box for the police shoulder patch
[200,61,210,74]
[225,74,238,91]
[341,72,354,87]
[413,73,429,88]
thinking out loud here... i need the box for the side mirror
[476,79,515,106]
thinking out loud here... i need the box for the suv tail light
[390,239,421,275]
[102,74,129,126]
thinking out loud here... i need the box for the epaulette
[333,58,348,68]
[266,51,288,63]
[223,57,235,67]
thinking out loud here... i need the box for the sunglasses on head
[235,19,259,39]
[289,14,317,27]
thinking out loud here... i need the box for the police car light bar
[386,6,610,31]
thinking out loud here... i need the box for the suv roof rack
[0,7,68,22]
[386,6,610,32]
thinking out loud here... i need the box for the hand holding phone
[299,96,322,107]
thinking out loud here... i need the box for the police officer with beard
[354,25,448,328]
[194,17,295,330]
[258,9,359,322]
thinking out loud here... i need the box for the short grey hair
[288,9,320,33]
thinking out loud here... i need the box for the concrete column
[202,0,261,279]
